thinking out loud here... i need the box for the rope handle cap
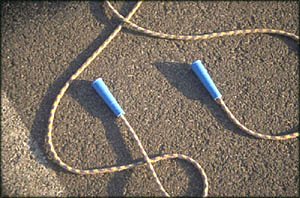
[192,60,222,100]
[92,78,125,117]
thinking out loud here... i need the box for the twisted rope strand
[216,98,299,140]
[120,115,169,196]
[106,1,299,42]
[47,1,298,197]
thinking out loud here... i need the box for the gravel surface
[1,1,299,197]
[1,94,64,196]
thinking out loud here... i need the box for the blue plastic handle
[191,60,222,100]
[92,78,125,117]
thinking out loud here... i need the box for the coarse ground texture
[1,1,299,197]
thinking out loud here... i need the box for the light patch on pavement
[1,94,65,196]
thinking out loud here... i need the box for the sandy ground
[1,1,299,197]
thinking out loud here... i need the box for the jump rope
[47,1,299,197]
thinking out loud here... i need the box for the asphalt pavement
[1,1,299,197]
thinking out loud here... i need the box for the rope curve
[106,1,299,140]
[47,1,299,197]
